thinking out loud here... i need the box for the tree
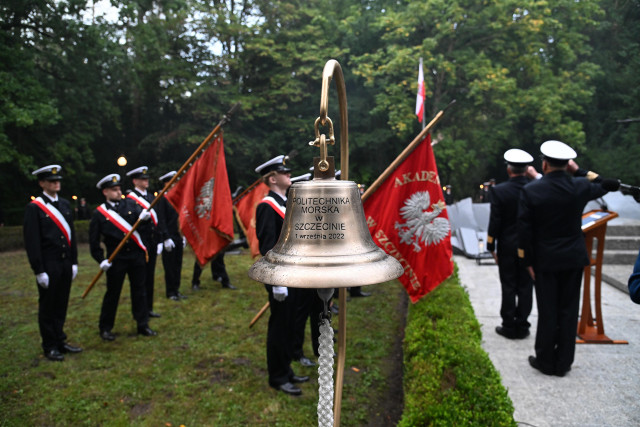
[351,0,604,197]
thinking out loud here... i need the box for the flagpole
[420,58,426,130]
[361,99,455,203]
[82,102,241,299]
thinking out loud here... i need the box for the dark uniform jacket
[89,199,145,262]
[487,176,529,255]
[517,170,607,272]
[157,196,180,242]
[256,191,286,256]
[129,189,159,247]
[24,195,78,274]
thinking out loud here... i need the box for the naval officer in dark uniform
[518,140,618,377]
[24,165,82,361]
[487,149,535,340]
[156,171,186,301]
[255,155,309,396]
[89,174,156,340]
[126,166,162,318]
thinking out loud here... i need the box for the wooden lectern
[576,210,628,344]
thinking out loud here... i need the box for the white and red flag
[233,182,270,258]
[166,133,234,265]
[415,59,426,122]
[363,133,453,302]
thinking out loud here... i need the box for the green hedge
[0,221,90,252]
[400,267,516,426]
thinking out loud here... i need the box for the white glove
[138,209,151,221]
[100,260,112,271]
[72,264,78,280]
[182,236,187,248]
[164,238,175,252]
[272,286,288,302]
[36,272,49,289]
[157,243,163,255]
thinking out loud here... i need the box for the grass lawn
[0,244,407,426]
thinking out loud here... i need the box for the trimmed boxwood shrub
[400,266,516,426]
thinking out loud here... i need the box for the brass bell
[248,156,403,288]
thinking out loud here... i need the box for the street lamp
[117,155,127,167]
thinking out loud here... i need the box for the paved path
[456,255,640,426]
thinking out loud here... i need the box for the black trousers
[144,248,157,311]
[292,288,323,358]
[99,255,148,332]
[265,284,295,387]
[192,253,229,286]
[534,268,583,374]
[162,243,183,297]
[37,257,73,352]
[497,251,533,331]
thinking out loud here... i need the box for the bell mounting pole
[81,102,241,299]
[321,59,349,427]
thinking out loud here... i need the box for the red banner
[166,133,234,265]
[363,134,453,302]
[233,182,270,258]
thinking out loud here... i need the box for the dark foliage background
[1,0,639,224]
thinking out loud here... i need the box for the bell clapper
[316,288,335,427]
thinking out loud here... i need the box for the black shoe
[149,311,161,318]
[555,366,571,377]
[290,375,310,384]
[100,330,116,341]
[177,292,188,300]
[276,382,302,395]
[528,356,554,376]
[495,326,518,339]
[60,342,83,354]
[296,356,316,367]
[515,328,530,339]
[192,284,201,291]
[222,282,237,290]
[350,290,371,298]
[44,349,64,361]
[168,295,180,301]
[137,326,157,336]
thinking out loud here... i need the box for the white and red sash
[97,204,147,252]
[260,196,286,219]
[32,197,72,246]
[126,192,158,226]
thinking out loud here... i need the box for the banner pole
[82,102,241,299]
[361,100,455,203]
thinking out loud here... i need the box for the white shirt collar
[135,187,147,196]
[43,192,58,202]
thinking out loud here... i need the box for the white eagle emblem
[395,191,450,252]
[195,178,215,219]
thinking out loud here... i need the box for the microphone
[619,182,640,203]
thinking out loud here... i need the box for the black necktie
[52,200,59,209]
[113,202,119,209]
